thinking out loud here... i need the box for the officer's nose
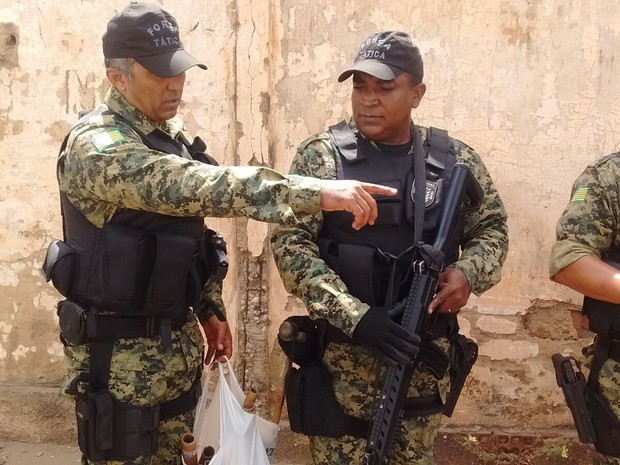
[166,72,186,91]
[361,88,379,106]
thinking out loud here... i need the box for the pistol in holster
[202,228,228,282]
[443,334,479,417]
[551,353,597,444]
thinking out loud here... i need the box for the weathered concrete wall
[1,0,619,443]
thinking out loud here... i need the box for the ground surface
[0,430,598,465]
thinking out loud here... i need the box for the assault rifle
[551,353,597,444]
[362,163,483,465]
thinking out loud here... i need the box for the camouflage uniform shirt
[272,122,508,336]
[271,121,508,464]
[550,153,620,465]
[58,86,323,465]
[550,153,620,275]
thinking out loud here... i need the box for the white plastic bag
[192,359,279,465]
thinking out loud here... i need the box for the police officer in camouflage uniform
[51,5,397,465]
[550,154,620,465]
[271,31,508,465]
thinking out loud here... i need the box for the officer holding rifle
[272,31,508,465]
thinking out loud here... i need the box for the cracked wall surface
[1,0,619,440]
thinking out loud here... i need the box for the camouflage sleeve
[270,134,370,336]
[59,122,321,227]
[194,278,226,323]
[549,155,620,277]
[452,142,509,296]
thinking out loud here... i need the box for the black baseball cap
[338,31,423,83]
[102,2,206,78]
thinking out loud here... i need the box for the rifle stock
[362,164,483,465]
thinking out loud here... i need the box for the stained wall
[1,0,618,440]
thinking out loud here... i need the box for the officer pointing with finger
[43,4,396,465]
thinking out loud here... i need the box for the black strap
[402,392,444,418]
[328,120,359,164]
[89,339,114,392]
[86,311,191,393]
[412,126,426,243]
[588,335,614,390]
[427,127,450,170]
[160,374,203,420]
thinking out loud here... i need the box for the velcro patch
[91,128,125,152]
[570,186,589,203]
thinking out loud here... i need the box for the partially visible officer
[271,31,508,464]
[550,154,620,464]
[42,4,396,465]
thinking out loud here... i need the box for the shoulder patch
[570,186,589,203]
[90,128,125,152]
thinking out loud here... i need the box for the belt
[87,309,192,341]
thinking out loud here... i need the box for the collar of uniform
[104,86,184,138]
[352,119,420,153]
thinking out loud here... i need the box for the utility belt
[278,315,477,439]
[60,300,200,460]
[57,300,191,347]
[67,371,202,461]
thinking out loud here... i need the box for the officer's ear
[106,67,129,93]
[411,83,426,109]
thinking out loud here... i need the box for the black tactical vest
[318,121,457,307]
[56,108,215,318]
[582,256,620,338]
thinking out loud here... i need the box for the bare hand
[427,267,471,314]
[319,180,397,230]
[202,315,233,365]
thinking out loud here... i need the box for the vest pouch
[42,240,77,298]
[337,243,380,306]
[586,386,620,457]
[374,179,403,226]
[144,232,195,313]
[75,389,114,461]
[101,224,146,312]
[75,388,160,461]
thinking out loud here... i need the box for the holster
[75,388,160,461]
[587,384,620,457]
[443,334,478,417]
[70,374,201,461]
[278,316,369,438]
[42,239,77,298]
[285,359,369,438]
[552,344,620,457]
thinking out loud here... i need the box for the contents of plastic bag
[188,358,279,465]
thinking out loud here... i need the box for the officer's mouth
[358,113,382,121]
[163,98,181,109]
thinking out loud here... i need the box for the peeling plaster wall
[1,0,619,440]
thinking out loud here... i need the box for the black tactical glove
[352,302,421,366]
